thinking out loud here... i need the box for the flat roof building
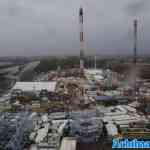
[12,82,57,92]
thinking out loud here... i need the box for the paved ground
[76,142,112,150]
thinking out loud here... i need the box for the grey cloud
[125,0,150,16]
[0,0,149,56]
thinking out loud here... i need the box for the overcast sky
[0,0,150,56]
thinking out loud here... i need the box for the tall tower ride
[134,19,138,64]
[79,7,84,75]
[133,19,138,99]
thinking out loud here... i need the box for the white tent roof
[12,82,56,92]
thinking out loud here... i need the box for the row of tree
[35,56,109,73]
